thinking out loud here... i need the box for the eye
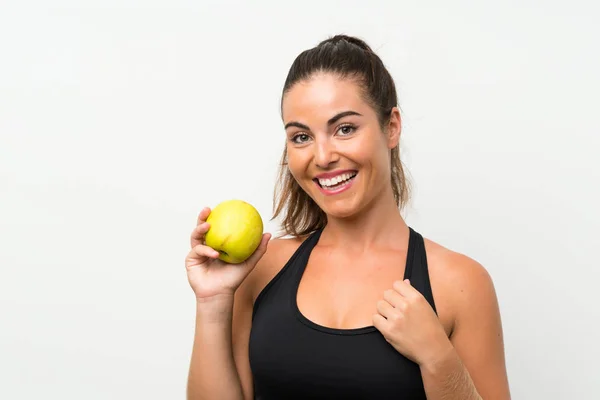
[291,133,311,144]
[337,124,357,136]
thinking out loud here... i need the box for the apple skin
[204,199,264,264]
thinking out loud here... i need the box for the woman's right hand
[185,207,271,301]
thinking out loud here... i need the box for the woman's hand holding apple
[185,206,271,301]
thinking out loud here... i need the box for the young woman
[185,35,511,399]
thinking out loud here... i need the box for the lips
[312,171,358,196]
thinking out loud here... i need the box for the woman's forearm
[420,346,481,400]
[187,295,244,400]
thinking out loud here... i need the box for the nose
[313,135,339,169]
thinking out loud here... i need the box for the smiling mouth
[313,171,358,190]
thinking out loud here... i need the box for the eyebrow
[284,110,363,131]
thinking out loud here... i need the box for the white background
[1,1,599,398]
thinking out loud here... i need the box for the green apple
[205,199,264,264]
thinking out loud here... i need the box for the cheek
[355,142,391,184]
[286,150,312,188]
[349,140,380,169]
[286,151,302,177]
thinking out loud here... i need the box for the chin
[302,181,364,219]
[319,199,363,220]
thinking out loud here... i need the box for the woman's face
[281,73,400,219]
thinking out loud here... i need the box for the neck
[319,186,410,254]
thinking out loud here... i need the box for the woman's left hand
[373,279,454,368]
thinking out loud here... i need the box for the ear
[386,107,401,149]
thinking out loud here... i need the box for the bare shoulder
[422,237,498,326]
[424,237,493,285]
[245,233,310,304]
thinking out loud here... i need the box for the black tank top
[248,226,437,399]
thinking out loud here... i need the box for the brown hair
[271,34,412,238]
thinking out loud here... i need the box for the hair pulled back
[272,34,411,238]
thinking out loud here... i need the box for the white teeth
[318,172,356,188]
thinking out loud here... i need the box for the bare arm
[186,239,278,400]
[420,258,511,399]
[184,208,271,400]
[420,345,482,400]
[187,294,246,400]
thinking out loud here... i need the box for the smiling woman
[185,34,511,400]
[275,69,402,227]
